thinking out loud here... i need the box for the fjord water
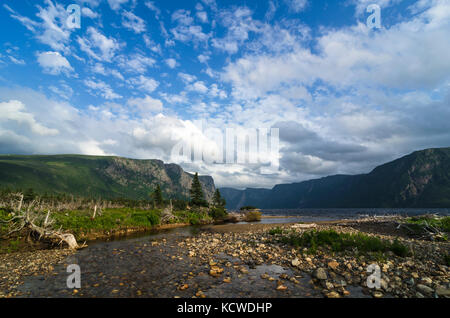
[258,208,450,223]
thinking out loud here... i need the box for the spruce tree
[210,189,227,219]
[212,189,226,208]
[190,173,207,207]
[151,184,164,206]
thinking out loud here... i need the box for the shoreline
[1,216,449,298]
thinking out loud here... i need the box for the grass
[0,237,21,253]
[1,206,216,239]
[173,210,212,225]
[0,209,11,234]
[51,208,161,237]
[279,229,410,257]
[268,226,284,235]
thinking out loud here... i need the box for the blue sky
[0,0,450,189]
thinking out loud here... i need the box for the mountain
[221,147,450,209]
[0,155,215,201]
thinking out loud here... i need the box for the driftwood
[291,223,317,229]
[395,215,447,241]
[1,194,85,250]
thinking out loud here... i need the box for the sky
[0,0,449,189]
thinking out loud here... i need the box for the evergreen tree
[151,184,164,206]
[210,189,227,220]
[212,189,226,208]
[190,173,208,207]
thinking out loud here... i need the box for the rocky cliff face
[221,147,450,209]
[0,155,216,201]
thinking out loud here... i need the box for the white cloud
[0,100,59,136]
[170,9,210,44]
[197,11,208,23]
[209,84,227,99]
[351,0,401,15]
[285,0,308,13]
[48,83,74,100]
[122,11,146,33]
[8,56,26,65]
[198,54,210,63]
[128,75,159,93]
[78,140,109,155]
[37,51,73,75]
[145,1,161,18]
[165,58,177,69]
[82,7,98,19]
[80,0,102,8]
[127,95,164,113]
[118,53,156,73]
[178,72,197,84]
[187,81,209,94]
[212,7,262,54]
[222,3,450,100]
[77,27,121,62]
[84,79,122,100]
[107,0,129,11]
[6,0,73,53]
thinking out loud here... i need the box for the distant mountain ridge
[221,147,450,209]
[0,155,215,201]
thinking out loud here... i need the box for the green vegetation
[0,238,21,254]
[51,208,162,237]
[190,172,209,207]
[0,209,10,233]
[406,216,450,232]
[209,207,227,220]
[279,230,410,257]
[151,184,164,207]
[173,210,212,225]
[444,254,450,266]
[268,226,284,235]
[209,189,228,221]
[212,189,226,208]
[0,154,215,201]
[244,210,262,222]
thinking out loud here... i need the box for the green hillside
[0,155,215,201]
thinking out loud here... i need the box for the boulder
[314,268,328,280]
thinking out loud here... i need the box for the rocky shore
[0,249,74,298]
[0,217,448,298]
[185,219,449,298]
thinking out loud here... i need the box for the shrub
[173,199,188,211]
[244,210,262,222]
[209,207,228,220]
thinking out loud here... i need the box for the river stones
[314,268,328,280]
[327,261,339,271]
[416,284,434,295]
